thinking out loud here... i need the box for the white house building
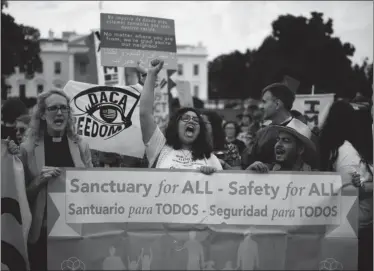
[175,43,209,100]
[6,31,89,99]
[6,31,209,101]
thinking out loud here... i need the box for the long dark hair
[203,111,226,151]
[353,107,373,164]
[165,107,213,160]
[319,101,373,170]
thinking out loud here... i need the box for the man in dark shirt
[242,83,296,169]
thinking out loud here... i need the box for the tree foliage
[1,1,42,100]
[208,12,373,100]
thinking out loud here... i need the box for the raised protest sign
[293,94,335,129]
[47,169,358,270]
[100,13,177,69]
[176,80,194,108]
[63,80,145,158]
[153,69,174,131]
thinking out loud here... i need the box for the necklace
[180,149,191,159]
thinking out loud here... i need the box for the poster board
[100,14,177,69]
[293,94,335,129]
[63,81,145,158]
[176,80,194,108]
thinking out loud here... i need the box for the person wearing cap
[246,118,317,172]
[242,83,307,169]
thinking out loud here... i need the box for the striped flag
[1,140,32,271]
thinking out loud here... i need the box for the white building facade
[175,44,209,101]
[6,32,209,101]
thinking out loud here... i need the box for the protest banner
[100,13,177,69]
[176,80,194,108]
[1,140,31,271]
[293,94,335,129]
[47,169,358,270]
[63,80,145,158]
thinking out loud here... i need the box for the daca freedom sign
[47,169,358,270]
[63,80,145,158]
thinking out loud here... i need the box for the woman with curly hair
[19,90,93,271]
[139,60,221,173]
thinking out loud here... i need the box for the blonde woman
[19,90,92,271]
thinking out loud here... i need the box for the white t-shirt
[333,141,361,173]
[145,126,222,170]
[333,141,373,228]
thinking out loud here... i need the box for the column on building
[68,52,75,81]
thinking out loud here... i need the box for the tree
[208,11,373,100]
[1,1,42,100]
[208,49,256,99]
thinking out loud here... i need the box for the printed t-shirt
[145,126,222,170]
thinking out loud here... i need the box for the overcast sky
[5,1,373,65]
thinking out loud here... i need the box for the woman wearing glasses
[18,90,93,271]
[15,114,31,144]
[139,60,222,173]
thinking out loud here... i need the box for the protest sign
[100,13,177,69]
[153,69,173,131]
[63,80,145,158]
[293,94,335,129]
[47,169,358,270]
[176,80,194,108]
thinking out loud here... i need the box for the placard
[63,81,145,158]
[176,80,194,108]
[100,14,177,69]
[293,94,335,129]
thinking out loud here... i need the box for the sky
[4,1,373,65]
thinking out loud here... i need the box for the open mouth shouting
[185,124,196,137]
[54,118,65,127]
[275,147,286,158]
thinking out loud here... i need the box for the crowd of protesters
[1,59,373,271]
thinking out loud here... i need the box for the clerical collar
[45,131,64,143]
[52,137,62,142]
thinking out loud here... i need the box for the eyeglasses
[179,114,200,124]
[46,105,70,113]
